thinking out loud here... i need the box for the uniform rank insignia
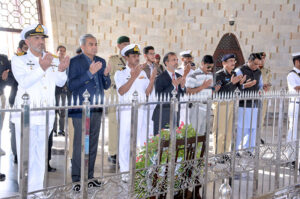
[27,60,34,70]
[119,66,126,71]
[16,52,26,56]
[139,75,146,79]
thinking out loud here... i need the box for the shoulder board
[109,55,119,58]
[51,54,59,58]
[16,52,26,56]
[290,70,300,77]
[119,66,126,71]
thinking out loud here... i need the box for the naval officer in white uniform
[287,52,300,143]
[11,24,69,192]
[114,44,156,172]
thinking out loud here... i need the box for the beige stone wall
[49,0,300,89]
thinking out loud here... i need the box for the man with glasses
[235,53,263,152]
[186,55,219,134]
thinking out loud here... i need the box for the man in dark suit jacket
[68,34,111,189]
[152,52,189,135]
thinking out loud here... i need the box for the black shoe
[108,155,116,164]
[72,184,81,192]
[0,173,5,181]
[58,130,65,136]
[88,179,102,188]
[53,130,58,137]
[261,139,265,144]
[48,165,57,172]
[14,155,17,164]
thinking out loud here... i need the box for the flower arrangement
[134,122,205,197]
[136,121,201,169]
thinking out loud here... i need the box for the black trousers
[71,111,102,182]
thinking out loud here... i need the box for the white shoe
[0,148,5,156]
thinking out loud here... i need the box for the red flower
[176,129,182,134]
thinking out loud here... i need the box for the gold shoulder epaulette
[16,52,26,56]
[51,54,59,58]
[119,66,126,71]
[110,55,118,58]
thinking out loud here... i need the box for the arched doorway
[213,33,245,72]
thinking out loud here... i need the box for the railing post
[167,89,178,199]
[129,91,139,198]
[275,90,285,189]
[229,90,240,198]
[19,93,30,199]
[203,97,212,198]
[253,91,263,197]
[81,90,90,198]
[44,110,49,189]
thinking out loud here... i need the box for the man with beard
[143,46,163,78]
[152,52,187,135]
[114,44,156,174]
[11,24,69,192]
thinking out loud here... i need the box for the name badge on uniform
[225,78,230,82]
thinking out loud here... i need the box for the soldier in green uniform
[106,36,130,164]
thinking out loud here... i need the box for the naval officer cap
[121,44,141,57]
[221,53,236,62]
[117,36,130,44]
[292,52,300,59]
[179,50,192,58]
[20,24,48,40]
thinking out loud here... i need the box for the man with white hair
[11,24,69,192]
[68,33,111,190]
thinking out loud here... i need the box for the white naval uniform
[185,68,212,135]
[175,64,194,125]
[114,65,150,172]
[11,49,67,192]
[287,67,300,142]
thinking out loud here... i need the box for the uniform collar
[293,67,300,73]
[223,68,232,75]
[27,49,45,61]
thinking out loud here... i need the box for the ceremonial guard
[107,36,130,164]
[114,44,155,173]
[11,24,69,192]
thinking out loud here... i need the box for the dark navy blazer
[68,53,111,118]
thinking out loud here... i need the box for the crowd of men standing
[0,23,299,192]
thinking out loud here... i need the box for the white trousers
[189,104,207,135]
[236,107,258,150]
[287,102,299,142]
[119,107,146,172]
[15,122,51,193]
